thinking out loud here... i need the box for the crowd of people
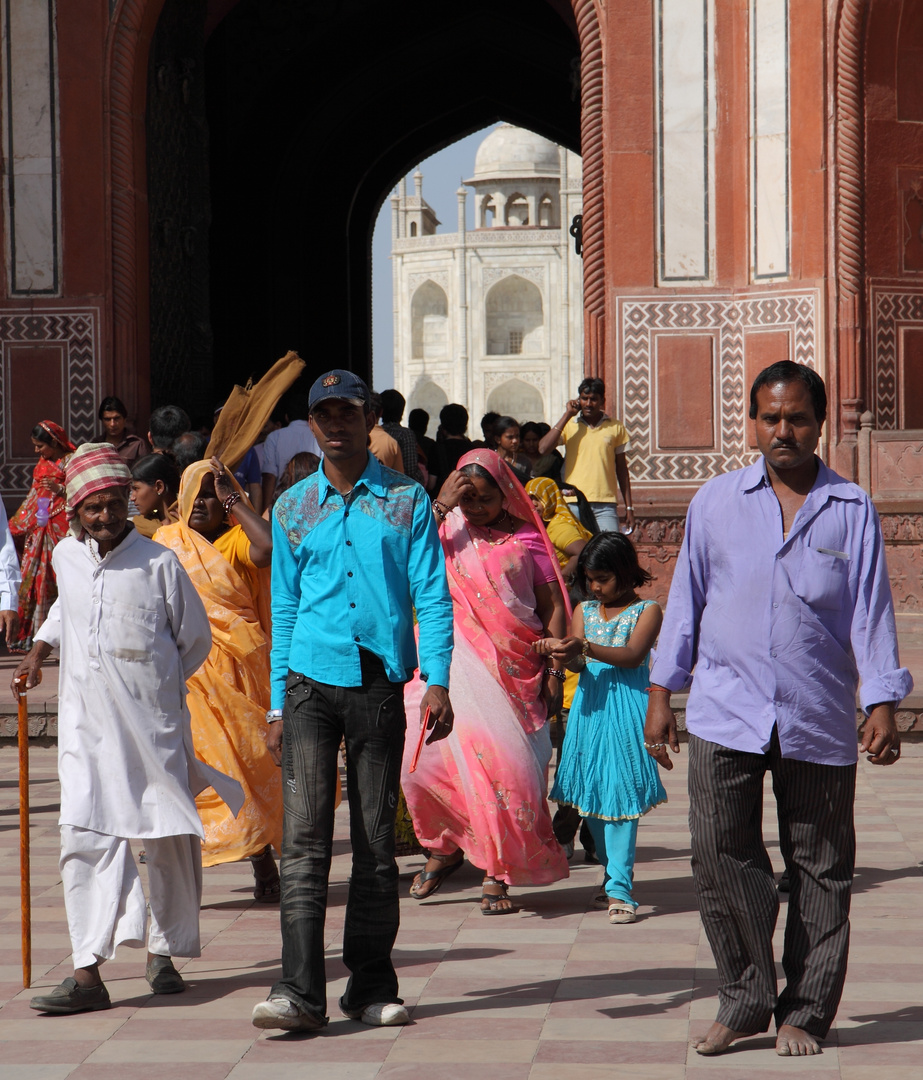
[4,361,913,1060]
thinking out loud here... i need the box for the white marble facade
[1,0,60,295]
[391,125,584,434]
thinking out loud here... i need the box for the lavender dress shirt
[650,458,912,765]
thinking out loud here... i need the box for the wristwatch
[265,709,283,723]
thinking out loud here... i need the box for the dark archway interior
[202,0,581,394]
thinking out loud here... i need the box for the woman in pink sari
[402,449,570,914]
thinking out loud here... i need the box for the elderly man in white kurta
[12,443,242,1015]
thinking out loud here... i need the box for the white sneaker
[342,1001,410,1026]
[251,996,326,1031]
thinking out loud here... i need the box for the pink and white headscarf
[65,442,131,535]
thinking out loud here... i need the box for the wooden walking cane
[16,673,36,989]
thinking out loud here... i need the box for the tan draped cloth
[155,461,282,865]
[206,350,305,471]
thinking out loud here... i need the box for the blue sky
[370,126,495,391]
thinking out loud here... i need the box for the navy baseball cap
[308,369,371,411]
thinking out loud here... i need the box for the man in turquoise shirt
[252,369,454,1033]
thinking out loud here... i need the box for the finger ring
[643,742,665,750]
[889,747,899,755]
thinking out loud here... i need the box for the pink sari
[402,450,569,886]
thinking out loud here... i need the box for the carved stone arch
[831,0,868,459]
[106,0,170,423]
[411,280,449,360]
[570,0,605,378]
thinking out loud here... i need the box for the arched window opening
[410,221,418,237]
[538,194,554,227]
[505,193,529,226]
[408,379,449,437]
[481,196,495,228]
[411,280,449,359]
[486,378,545,424]
[485,275,544,355]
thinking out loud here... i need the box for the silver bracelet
[265,708,283,723]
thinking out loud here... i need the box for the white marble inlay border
[617,290,819,484]
[751,0,790,280]
[0,306,99,494]
[655,0,715,284]
[1,0,60,295]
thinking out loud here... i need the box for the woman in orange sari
[155,458,283,901]
[9,421,76,650]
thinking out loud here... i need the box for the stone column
[457,186,469,406]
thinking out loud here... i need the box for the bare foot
[692,1021,754,1055]
[776,1024,821,1056]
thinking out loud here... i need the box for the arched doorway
[106,0,603,416]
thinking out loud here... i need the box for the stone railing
[392,228,563,253]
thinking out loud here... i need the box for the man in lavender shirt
[645,361,912,1060]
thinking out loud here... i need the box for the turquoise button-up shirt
[270,452,453,707]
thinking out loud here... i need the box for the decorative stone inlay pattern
[618,291,819,483]
[483,370,547,392]
[0,308,98,495]
[408,271,449,293]
[482,267,545,288]
[869,285,923,430]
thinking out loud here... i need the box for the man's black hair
[578,377,605,398]
[408,408,429,434]
[748,361,827,423]
[149,404,191,450]
[98,396,128,421]
[479,411,500,437]
[380,389,406,424]
[170,430,207,472]
[440,403,469,436]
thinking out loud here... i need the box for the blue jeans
[588,502,620,532]
[270,653,406,1020]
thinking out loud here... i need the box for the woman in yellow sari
[525,477,593,585]
[155,458,283,901]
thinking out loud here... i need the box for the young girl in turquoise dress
[534,531,666,924]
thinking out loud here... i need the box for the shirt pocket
[105,601,160,662]
[793,546,850,612]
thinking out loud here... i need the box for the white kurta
[36,528,244,838]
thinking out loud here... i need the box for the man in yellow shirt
[538,378,635,533]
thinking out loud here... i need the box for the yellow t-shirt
[560,416,631,503]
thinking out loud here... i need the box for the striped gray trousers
[687,731,857,1039]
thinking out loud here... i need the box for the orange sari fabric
[156,466,282,865]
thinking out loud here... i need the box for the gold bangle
[581,638,591,659]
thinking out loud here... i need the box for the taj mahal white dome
[470,123,561,182]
